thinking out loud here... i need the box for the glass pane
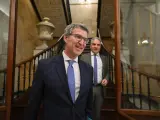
[0,0,10,105]
[120,0,160,110]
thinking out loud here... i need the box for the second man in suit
[81,37,109,120]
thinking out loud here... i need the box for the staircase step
[102,97,116,109]
[104,87,116,97]
[101,109,117,120]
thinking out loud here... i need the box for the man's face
[64,28,88,58]
[90,39,101,54]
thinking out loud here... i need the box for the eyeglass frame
[69,34,89,44]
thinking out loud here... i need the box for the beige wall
[16,0,42,63]
[70,4,98,37]
[0,11,9,70]
[102,38,115,53]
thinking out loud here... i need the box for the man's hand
[101,79,108,86]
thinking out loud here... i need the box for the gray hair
[64,23,89,36]
[90,37,102,44]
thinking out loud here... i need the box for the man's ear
[63,35,68,43]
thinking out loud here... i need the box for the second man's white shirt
[91,51,103,84]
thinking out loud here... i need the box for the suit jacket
[80,53,109,80]
[26,55,93,120]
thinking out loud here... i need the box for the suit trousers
[92,85,103,120]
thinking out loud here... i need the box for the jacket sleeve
[103,56,109,81]
[25,61,44,120]
[80,54,85,62]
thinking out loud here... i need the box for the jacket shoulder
[38,55,62,68]
[79,59,92,70]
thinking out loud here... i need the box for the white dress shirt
[62,51,80,101]
[91,51,103,84]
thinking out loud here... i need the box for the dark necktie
[94,54,98,85]
[67,60,75,102]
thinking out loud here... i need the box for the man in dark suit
[81,37,109,120]
[27,23,93,120]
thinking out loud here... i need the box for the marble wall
[15,0,43,63]
[0,11,9,70]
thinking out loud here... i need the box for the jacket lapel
[55,56,73,102]
[88,53,92,65]
[75,60,85,103]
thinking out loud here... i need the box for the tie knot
[94,53,97,56]
[68,60,75,66]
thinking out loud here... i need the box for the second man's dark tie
[94,54,98,85]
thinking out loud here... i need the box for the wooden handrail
[0,34,64,73]
[122,109,160,117]
[118,110,136,120]
[128,66,160,81]
[0,106,6,111]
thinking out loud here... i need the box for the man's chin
[74,51,82,56]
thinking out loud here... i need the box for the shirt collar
[62,51,78,62]
[91,51,100,56]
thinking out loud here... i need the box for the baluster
[147,77,151,110]
[28,61,32,88]
[52,48,54,56]
[126,67,129,96]
[47,51,50,58]
[121,63,124,95]
[48,49,51,57]
[45,51,47,58]
[38,55,40,63]
[33,58,36,79]
[42,53,44,59]
[17,66,20,97]
[109,56,113,83]
[50,49,53,57]
[50,48,53,56]
[121,63,124,108]
[139,74,142,109]
[44,52,47,59]
[125,66,129,109]
[131,70,135,108]
[23,63,26,91]
[2,72,6,103]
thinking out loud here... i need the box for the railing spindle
[23,63,26,91]
[121,63,124,95]
[125,67,129,98]
[139,74,142,109]
[17,66,20,97]
[2,72,6,103]
[33,58,36,83]
[147,77,151,110]
[131,70,135,107]
[28,61,32,88]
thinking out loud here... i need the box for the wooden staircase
[1,38,160,120]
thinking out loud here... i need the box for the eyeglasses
[70,34,89,44]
